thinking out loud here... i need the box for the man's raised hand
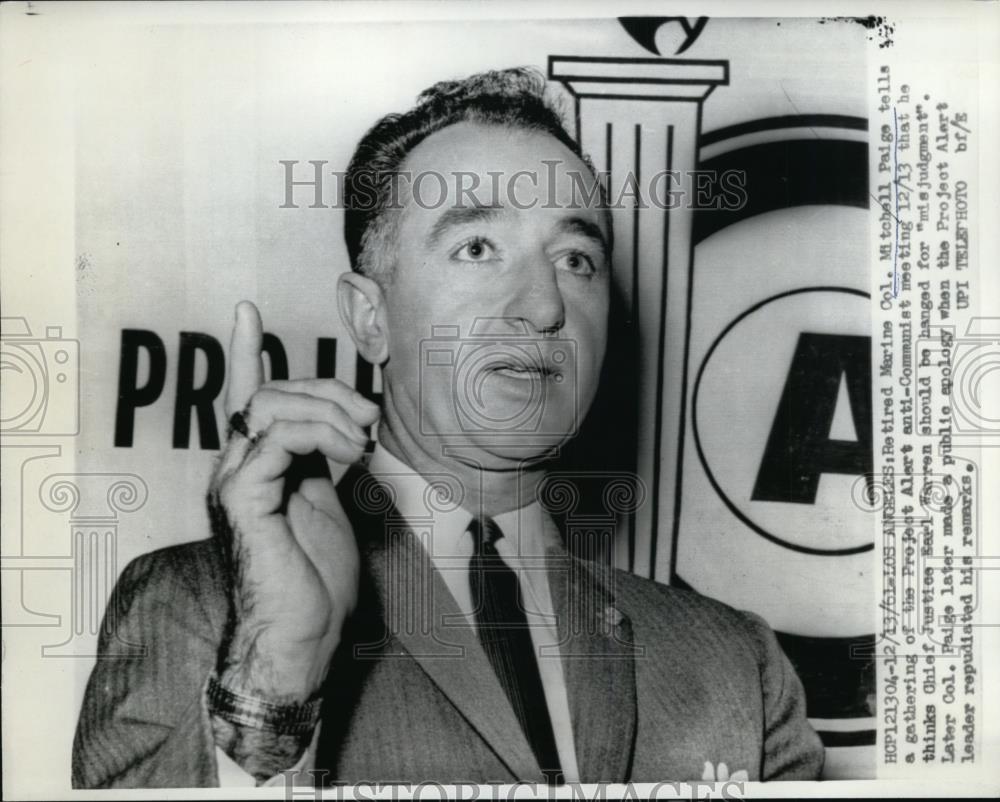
[209,300,380,703]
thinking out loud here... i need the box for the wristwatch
[206,673,323,736]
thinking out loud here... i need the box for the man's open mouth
[485,359,553,380]
[491,364,549,379]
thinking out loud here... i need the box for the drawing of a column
[549,57,728,580]
[36,473,148,657]
[537,470,646,647]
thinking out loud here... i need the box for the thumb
[293,479,357,600]
[298,476,345,520]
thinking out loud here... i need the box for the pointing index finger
[225,300,265,416]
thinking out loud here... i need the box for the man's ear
[337,271,389,364]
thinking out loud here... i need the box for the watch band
[206,673,322,736]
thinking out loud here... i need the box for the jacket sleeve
[742,611,825,781]
[72,542,228,788]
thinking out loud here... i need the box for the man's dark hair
[343,67,604,281]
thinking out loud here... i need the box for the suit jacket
[73,466,824,788]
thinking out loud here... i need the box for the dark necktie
[467,516,563,784]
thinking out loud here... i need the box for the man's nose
[503,257,565,334]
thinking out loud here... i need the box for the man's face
[379,121,611,469]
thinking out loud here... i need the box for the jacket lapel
[359,502,544,782]
[544,517,638,782]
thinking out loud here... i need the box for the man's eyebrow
[555,216,610,259]
[427,205,504,247]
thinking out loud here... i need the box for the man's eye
[554,251,596,276]
[452,238,497,262]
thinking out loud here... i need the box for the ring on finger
[228,409,263,447]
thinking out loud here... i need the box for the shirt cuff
[214,724,321,787]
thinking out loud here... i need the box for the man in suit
[73,68,824,788]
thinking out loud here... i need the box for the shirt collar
[367,442,551,560]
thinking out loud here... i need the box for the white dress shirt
[217,444,579,785]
